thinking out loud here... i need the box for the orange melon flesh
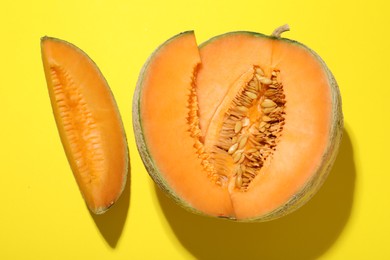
[41,37,128,214]
[196,33,273,137]
[135,30,342,220]
[229,39,333,219]
[138,32,234,217]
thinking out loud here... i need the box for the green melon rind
[133,30,343,222]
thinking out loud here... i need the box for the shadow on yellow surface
[90,164,131,248]
[157,129,355,259]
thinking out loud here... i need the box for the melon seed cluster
[216,67,286,190]
[187,66,286,191]
[187,68,217,175]
[51,66,105,178]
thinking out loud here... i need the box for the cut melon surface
[133,27,343,221]
[41,37,129,214]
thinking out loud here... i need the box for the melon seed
[234,121,242,133]
[255,67,265,76]
[259,121,267,129]
[247,86,258,93]
[263,107,276,114]
[257,76,273,85]
[238,136,248,149]
[249,79,259,91]
[265,89,277,96]
[228,143,238,154]
[233,150,243,163]
[246,148,257,153]
[237,165,243,175]
[249,80,257,87]
[249,125,258,135]
[237,106,249,112]
[238,154,246,164]
[262,115,272,122]
[246,91,257,99]
[242,117,250,127]
[261,99,277,108]
[236,175,242,188]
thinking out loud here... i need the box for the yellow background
[0,0,388,259]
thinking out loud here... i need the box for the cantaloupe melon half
[133,26,343,221]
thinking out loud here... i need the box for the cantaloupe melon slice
[41,37,129,214]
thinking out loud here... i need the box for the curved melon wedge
[41,37,128,214]
[134,32,234,217]
[133,27,343,221]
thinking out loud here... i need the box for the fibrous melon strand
[50,66,105,184]
[187,66,286,191]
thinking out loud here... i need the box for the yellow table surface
[1,0,389,259]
